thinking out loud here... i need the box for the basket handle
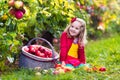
[27,38,56,59]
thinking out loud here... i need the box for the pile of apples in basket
[24,45,52,58]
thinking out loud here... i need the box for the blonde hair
[64,18,87,45]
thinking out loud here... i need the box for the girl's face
[69,21,82,37]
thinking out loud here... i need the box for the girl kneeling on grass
[60,17,87,68]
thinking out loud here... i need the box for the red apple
[15,10,23,19]
[47,52,52,58]
[35,50,41,56]
[55,64,62,68]
[44,49,52,58]
[92,66,98,71]
[8,0,14,7]
[53,38,58,43]
[35,49,45,57]
[39,46,42,51]
[29,45,36,54]
[44,50,48,58]
[14,1,24,9]
[99,67,106,72]
[9,8,15,16]
[33,45,39,51]
[39,47,45,53]
[64,67,72,72]
[24,47,29,52]
[39,52,45,57]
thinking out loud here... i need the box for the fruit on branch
[8,0,26,19]
[14,1,24,9]
[9,8,15,16]
[8,0,15,7]
[14,10,23,19]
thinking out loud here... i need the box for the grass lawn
[0,34,120,80]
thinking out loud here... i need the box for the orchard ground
[0,34,120,80]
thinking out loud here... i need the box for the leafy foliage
[0,0,87,71]
[0,0,119,71]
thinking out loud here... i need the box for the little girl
[60,17,87,68]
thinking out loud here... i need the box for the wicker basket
[19,38,59,69]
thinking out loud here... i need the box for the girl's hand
[62,61,66,66]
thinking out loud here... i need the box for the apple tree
[0,0,88,71]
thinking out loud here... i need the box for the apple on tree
[9,8,15,16]
[8,0,15,7]
[8,0,26,20]
[14,10,23,19]
[14,0,24,9]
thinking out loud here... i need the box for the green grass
[0,34,120,80]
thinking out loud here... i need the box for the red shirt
[60,32,86,64]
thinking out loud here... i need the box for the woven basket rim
[22,45,59,61]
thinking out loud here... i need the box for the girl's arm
[60,32,68,62]
[78,46,86,64]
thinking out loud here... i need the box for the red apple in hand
[99,67,106,72]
